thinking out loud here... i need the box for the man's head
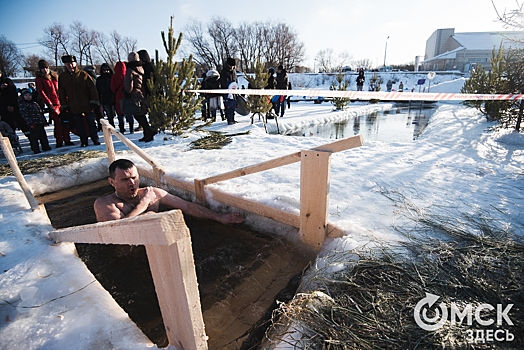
[61,55,77,73]
[226,57,235,68]
[108,159,140,199]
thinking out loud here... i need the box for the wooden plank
[146,238,208,350]
[209,187,301,228]
[200,152,301,185]
[199,135,363,186]
[105,123,162,169]
[0,134,42,211]
[299,150,331,251]
[100,120,116,164]
[194,179,206,206]
[138,166,195,194]
[312,134,364,153]
[49,210,189,246]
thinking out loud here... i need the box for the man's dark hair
[109,159,135,178]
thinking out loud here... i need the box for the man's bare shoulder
[94,193,117,207]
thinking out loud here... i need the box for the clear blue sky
[0,0,518,68]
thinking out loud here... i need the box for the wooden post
[299,150,331,251]
[194,179,207,206]
[50,210,208,349]
[0,134,47,215]
[100,120,116,164]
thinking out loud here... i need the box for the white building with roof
[421,28,524,72]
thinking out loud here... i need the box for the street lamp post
[383,36,389,68]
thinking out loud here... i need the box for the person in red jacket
[110,61,134,134]
[35,59,74,148]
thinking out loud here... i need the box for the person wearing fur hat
[18,88,51,154]
[220,57,238,125]
[124,52,155,142]
[58,55,101,147]
[35,59,74,148]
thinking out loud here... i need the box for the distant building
[421,28,524,72]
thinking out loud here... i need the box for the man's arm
[157,188,243,224]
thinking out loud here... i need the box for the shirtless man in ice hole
[94,158,243,224]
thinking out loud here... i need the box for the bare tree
[234,22,260,72]
[208,16,238,65]
[23,53,40,76]
[69,21,97,66]
[315,48,352,73]
[121,36,138,59]
[0,35,24,76]
[93,31,115,66]
[352,58,373,70]
[183,19,222,70]
[271,22,305,71]
[184,19,304,72]
[38,23,69,69]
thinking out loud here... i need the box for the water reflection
[284,104,436,142]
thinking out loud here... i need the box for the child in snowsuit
[18,89,50,154]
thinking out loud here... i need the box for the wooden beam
[100,120,116,164]
[198,135,363,186]
[200,152,301,185]
[0,134,42,211]
[194,179,206,206]
[146,238,208,350]
[299,150,331,251]
[209,187,301,228]
[49,210,189,246]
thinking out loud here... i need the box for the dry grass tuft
[0,150,105,177]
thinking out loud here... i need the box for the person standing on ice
[220,57,238,125]
[94,158,244,224]
[275,65,289,117]
[356,68,365,91]
[35,59,74,148]
[58,55,101,147]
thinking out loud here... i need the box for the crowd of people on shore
[0,50,160,155]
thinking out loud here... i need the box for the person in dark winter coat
[265,67,276,90]
[96,63,116,128]
[18,89,51,154]
[220,57,238,125]
[111,61,134,134]
[125,52,155,142]
[137,50,155,98]
[0,70,29,136]
[203,69,225,122]
[58,55,101,147]
[35,59,73,148]
[275,65,289,117]
[356,68,365,91]
[287,80,292,109]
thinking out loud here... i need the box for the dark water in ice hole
[39,180,310,349]
[283,104,437,142]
